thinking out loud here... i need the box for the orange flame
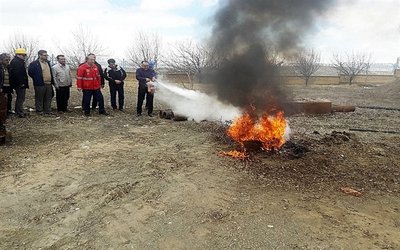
[228,110,287,151]
[222,108,287,159]
[219,150,249,160]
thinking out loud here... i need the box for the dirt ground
[0,79,399,250]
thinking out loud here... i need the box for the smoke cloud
[210,0,336,112]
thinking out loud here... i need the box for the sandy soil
[0,79,399,249]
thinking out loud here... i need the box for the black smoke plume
[210,0,336,113]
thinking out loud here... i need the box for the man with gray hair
[28,50,55,115]
[77,54,107,116]
[52,55,72,112]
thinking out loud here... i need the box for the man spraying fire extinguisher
[136,60,156,117]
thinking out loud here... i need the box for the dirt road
[0,80,399,249]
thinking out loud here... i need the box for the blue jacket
[136,67,156,89]
[28,59,55,86]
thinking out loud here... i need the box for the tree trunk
[186,72,193,90]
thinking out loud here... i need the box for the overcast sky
[1,0,399,63]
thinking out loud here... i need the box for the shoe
[112,107,117,110]
[7,110,15,115]
[84,113,91,117]
[148,113,154,117]
[18,113,26,118]
[136,113,142,117]
[99,112,109,116]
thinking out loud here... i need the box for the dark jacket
[104,66,127,85]
[28,59,55,86]
[0,64,13,93]
[136,68,156,89]
[9,56,29,89]
[95,62,105,87]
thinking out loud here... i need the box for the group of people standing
[0,48,158,136]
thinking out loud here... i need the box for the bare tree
[294,49,321,86]
[163,40,219,88]
[332,52,371,85]
[3,33,39,65]
[60,25,105,69]
[127,32,161,68]
[393,57,400,72]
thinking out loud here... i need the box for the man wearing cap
[77,54,108,116]
[52,55,72,112]
[9,48,29,118]
[28,50,55,115]
[0,53,13,115]
[104,58,127,111]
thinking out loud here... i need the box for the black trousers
[2,87,13,111]
[137,87,153,115]
[6,92,12,111]
[91,87,103,109]
[81,90,101,109]
[56,86,70,112]
[82,89,105,115]
[109,83,124,109]
[15,88,26,116]
[0,93,6,125]
[92,95,98,109]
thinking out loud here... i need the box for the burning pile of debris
[220,107,289,160]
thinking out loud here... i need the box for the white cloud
[201,0,219,7]
[308,0,400,62]
[1,0,399,63]
[0,0,197,60]
[138,0,194,11]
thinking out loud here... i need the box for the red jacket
[76,63,101,90]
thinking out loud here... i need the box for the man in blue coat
[136,61,156,117]
[28,50,55,115]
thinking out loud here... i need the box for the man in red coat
[76,54,107,116]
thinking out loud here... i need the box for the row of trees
[294,50,372,85]
[2,28,375,86]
